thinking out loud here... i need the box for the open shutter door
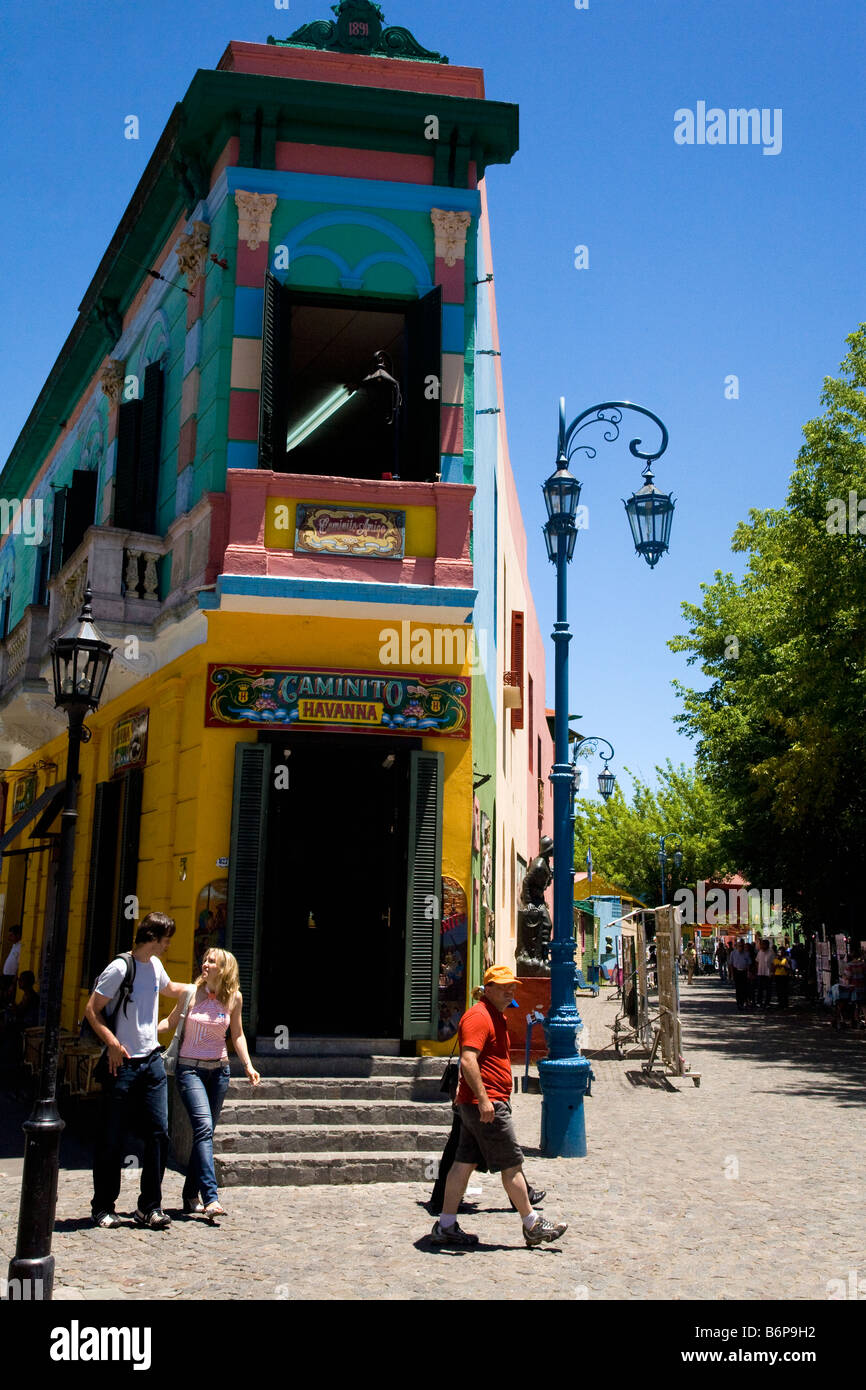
[510,610,525,730]
[114,398,142,529]
[403,750,443,1040]
[258,272,290,470]
[62,469,98,566]
[136,361,164,533]
[81,780,122,986]
[114,768,143,953]
[226,742,271,1033]
[405,286,442,482]
[49,488,67,578]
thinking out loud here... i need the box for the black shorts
[455,1101,524,1172]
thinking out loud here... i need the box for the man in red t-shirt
[430,965,568,1249]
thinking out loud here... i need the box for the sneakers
[430,1220,479,1247]
[133,1207,171,1230]
[523,1216,568,1248]
[510,1186,546,1211]
[92,1210,120,1229]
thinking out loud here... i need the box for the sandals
[183,1198,205,1214]
[204,1201,226,1223]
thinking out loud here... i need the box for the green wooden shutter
[49,488,67,578]
[226,742,271,1033]
[62,469,98,566]
[114,398,142,529]
[403,750,444,1039]
[136,361,164,533]
[81,780,122,985]
[258,272,290,470]
[114,768,143,953]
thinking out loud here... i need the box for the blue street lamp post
[539,400,675,1158]
[658,832,684,907]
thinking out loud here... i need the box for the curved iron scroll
[558,399,669,470]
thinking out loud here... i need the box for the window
[0,589,11,640]
[113,361,164,533]
[259,276,442,482]
[510,610,524,730]
[48,469,98,578]
[528,674,534,767]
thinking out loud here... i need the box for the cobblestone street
[1,978,863,1301]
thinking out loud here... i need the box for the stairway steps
[216,1151,443,1187]
[219,1099,449,1127]
[233,1077,444,1102]
[215,1124,451,1154]
[231,1055,442,1079]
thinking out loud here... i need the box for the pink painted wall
[217,41,486,100]
[221,470,474,590]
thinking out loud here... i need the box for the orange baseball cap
[484,965,520,987]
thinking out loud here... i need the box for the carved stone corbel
[100,360,127,406]
[235,191,278,251]
[431,209,472,267]
[176,221,211,289]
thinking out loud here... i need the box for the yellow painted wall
[0,608,474,1036]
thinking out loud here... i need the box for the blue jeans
[92,1050,168,1217]
[175,1062,231,1205]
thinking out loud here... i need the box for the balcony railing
[220,471,474,590]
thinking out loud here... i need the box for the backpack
[80,952,137,1044]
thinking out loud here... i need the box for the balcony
[219,471,474,592]
[0,493,228,762]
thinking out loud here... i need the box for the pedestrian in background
[773,944,792,1009]
[715,940,729,983]
[729,939,751,1012]
[755,939,774,1009]
[684,941,697,984]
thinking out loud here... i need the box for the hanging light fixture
[623,463,675,568]
[542,459,582,563]
[360,350,403,426]
[597,762,616,801]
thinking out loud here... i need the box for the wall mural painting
[193,879,228,970]
[438,876,468,1041]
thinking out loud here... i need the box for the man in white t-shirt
[85,912,189,1230]
[1,927,23,1005]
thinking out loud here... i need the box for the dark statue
[269,1,449,64]
[517,835,554,975]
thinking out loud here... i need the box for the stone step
[254,1037,401,1057]
[216,1151,442,1187]
[235,1054,444,1079]
[219,1098,450,1127]
[230,1076,445,1102]
[215,1124,451,1155]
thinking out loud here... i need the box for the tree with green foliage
[669,325,866,934]
[573,761,734,907]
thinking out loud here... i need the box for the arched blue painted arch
[282,211,433,292]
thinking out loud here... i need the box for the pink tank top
[179,990,232,1061]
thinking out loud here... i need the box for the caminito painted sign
[205,665,470,738]
[295,504,405,559]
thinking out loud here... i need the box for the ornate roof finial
[268,1,448,64]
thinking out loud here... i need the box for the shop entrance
[257,732,418,1038]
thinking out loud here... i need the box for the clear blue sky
[2,0,864,797]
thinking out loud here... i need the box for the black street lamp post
[6,588,113,1300]
[658,832,684,907]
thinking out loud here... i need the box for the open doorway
[257,732,418,1038]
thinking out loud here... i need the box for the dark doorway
[258,732,417,1038]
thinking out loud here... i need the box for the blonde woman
[159,948,260,1221]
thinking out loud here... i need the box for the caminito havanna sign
[205,665,470,738]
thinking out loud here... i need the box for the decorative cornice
[175,221,211,288]
[235,191,278,250]
[100,359,126,405]
[270,1,448,64]
[431,209,472,266]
